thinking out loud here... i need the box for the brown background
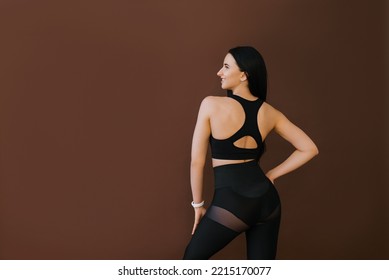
[0,0,387,259]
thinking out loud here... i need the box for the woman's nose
[217,68,222,76]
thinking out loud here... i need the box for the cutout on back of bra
[233,135,258,149]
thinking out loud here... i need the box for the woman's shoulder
[261,101,282,114]
[201,95,229,103]
[260,101,288,125]
[195,95,224,117]
[199,95,230,109]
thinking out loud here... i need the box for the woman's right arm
[189,97,212,234]
[265,105,319,183]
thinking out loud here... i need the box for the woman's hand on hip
[265,172,275,184]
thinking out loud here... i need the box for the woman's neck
[232,88,256,100]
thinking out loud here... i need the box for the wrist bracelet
[191,200,204,208]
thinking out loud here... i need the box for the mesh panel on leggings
[206,205,249,232]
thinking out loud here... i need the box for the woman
[183,46,319,260]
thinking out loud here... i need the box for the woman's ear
[240,72,248,82]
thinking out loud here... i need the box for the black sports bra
[209,94,264,161]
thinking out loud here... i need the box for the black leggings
[183,160,281,260]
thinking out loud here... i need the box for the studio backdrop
[0,0,387,259]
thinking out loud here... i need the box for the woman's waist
[212,158,257,168]
[213,160,268,187]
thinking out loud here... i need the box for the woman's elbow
[311,145,319,157]
[191,159,206,169]
[301,144,319,158]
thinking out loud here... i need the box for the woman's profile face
[217,53,246,90]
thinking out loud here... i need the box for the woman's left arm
[266,110,319,183]
[189,97,212,234]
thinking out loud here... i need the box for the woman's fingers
[191,221,198,235]
[191,207,206,235]
[191,213,201,235]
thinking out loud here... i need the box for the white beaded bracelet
[191,200,205,208]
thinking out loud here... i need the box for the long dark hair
[227,46,267,101]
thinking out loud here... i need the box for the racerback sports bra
[209,94,264,161]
